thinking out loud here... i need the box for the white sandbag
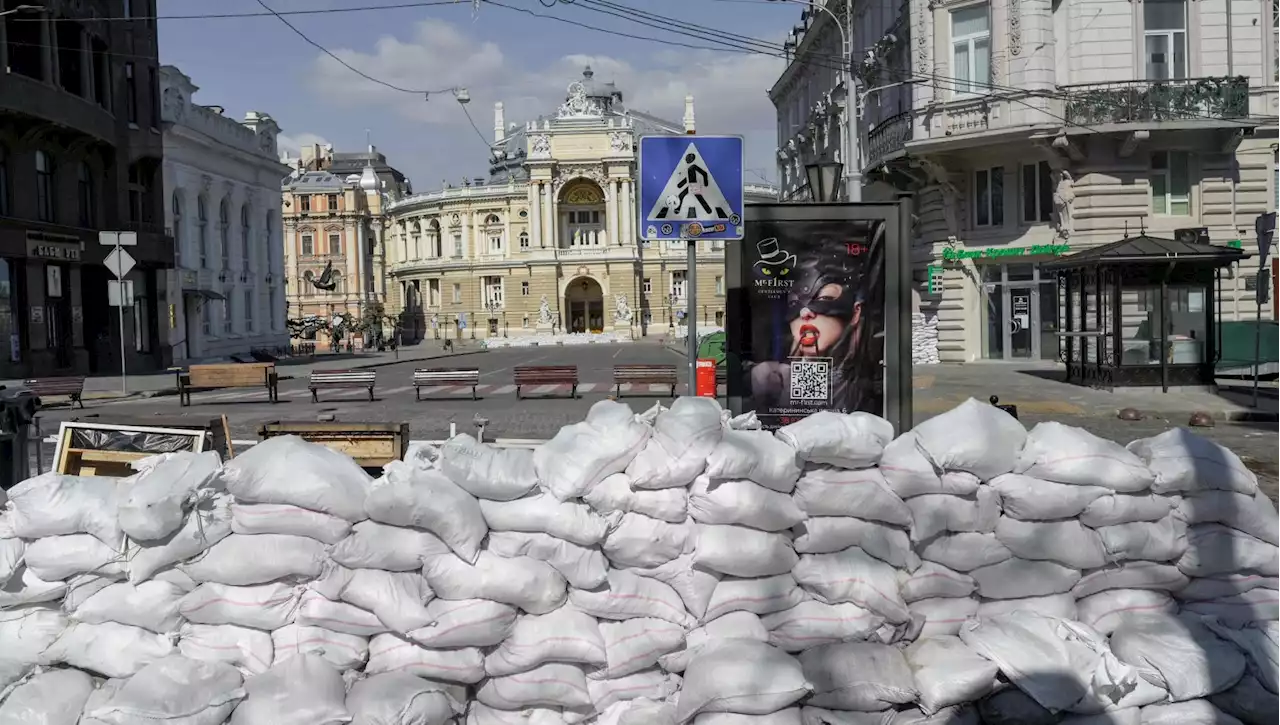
[1202,619,1279,694]
[178,623,274,676]
[61,573,115,611]
[899,563,976,603]
[467,703,587,725]
[695,525,797,577]
[599,698,677,725]
[1079,493,1176,528]
[87,654,245,725]
[791,467,911,526]
[1139,701,1244,725]
[662,611,771,673]
[439,433,539,501]
[5,472,121,546]
[477,662,594,710]
[297,589,387,636]
[1177,524,1280,577]
[704,574,809,621]
[219,435,372,521]
[910,398,1027,481]
[229,653,351,725]
[879,432,948,500]
[970,559,1081,600]
[1109,612,1246,701]
[604,513,693,568]
[975,593,1077,621]
[893,705,982,725]
[71,579,187,633]
[365,635,485,683]
[916,532,1012,573]
[1072,562,1189,599]
[487,531,608,589]
[910,597,979,638]
[534,400,652,501]
[346,672,460,725]
[792,517,918,569]
[994,518,1107,569]
[905,636,998,715]
[329,520,451,572]
[1182,588,1280,627]
[584,473,688,523]
[689,477,805,531]
[117,452,221,544]
[485,605,606,677]
[272,623,368,670]
[800,641,918,712]
[23,534,124,581]
[1177,489,1280,545]
[179,533,326,586]
[589,669,681,713]
[0,536,21,588]
[595,617,687,679]
[793,548,910,624]
[974,688,1057,725]
[179,582,302,630]
[630,554,721,621]
[1067,666,1169,716]
[1014,422,1155,492]
[626,396,724,490]
[1178,574,1279,601]
[365,461,487,563]
[0,605,68,665]
[762,600,884,652]
[907,488,1000,542]
[41,621,174,677]
[695,711,802,725]
[704,429,802,493]
[332,568,433,634]
[0,667,95,724]
[1210,672,1278,725]
[127,494,233,584]
[775,411,894,469]
[1077,589,1177,635]
[404,598,517,648]
[988,474,1108,521]
[1127,428,1257,495]
[231,502,352,544]
[1096,516,1188,563]
[570,569,696,628]
[801,707,898,724]
[675,639,811,723]
[422,550,566,614]
[479,495,611,546]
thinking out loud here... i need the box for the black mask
[787,257,856,320]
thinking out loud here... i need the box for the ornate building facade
[386,67,778,341]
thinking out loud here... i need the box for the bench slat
[513,365,578,399]
[308,369,375,402]
[23,377,87,409]
[179,363,277,407]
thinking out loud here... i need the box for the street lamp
[806,161,844,202]
[0,5,45,17]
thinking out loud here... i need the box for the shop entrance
[981,263,1060,361]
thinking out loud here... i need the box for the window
[489,234,503,253]
[642,277,652,295]
[451,283,461,304]
[0,146,8,216]
[171,192,182,265]
[671,271,687,299]
[299,195,310,212]
[973,166,1005,227]
[330,271,343,295]
[453,233,463,257]
[244,289,254,332]
[303,270,314,296]
[428,279,440,307]
[301,234,314,256]
[327,194,339,211]
[222,288,233,334]
[568,210,601,224]
[519,231,529,249]
[483,276,504,308]
[125,63,138,124]
[35,151,54,222]
[197,196,208,267]
[219,200,230,268]
[77,162,94,227]
[951,4,991,94]
[240,205,250,270]
[715,275,725,296]
[521,280,530,296]
[127,163,147,224]
[1144,0,1187,81]
[1021,161,1053,223]
[149,67,160,128]
[201,299,212,336]
[1151,151,1191,215]
[328,233,341,256]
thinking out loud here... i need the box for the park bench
[414,368,481,400]
[309,369,376,403]
[23,376,87,409]
[613,364,679,397]
[178,363,278,407]
[513,365,578,400]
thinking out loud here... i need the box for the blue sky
[157,0,802,192]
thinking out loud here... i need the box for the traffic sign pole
[687,239,697,393]
[99,230,138,396]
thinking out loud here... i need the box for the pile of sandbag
[0,395,1276,725]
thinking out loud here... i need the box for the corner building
[385,67,777,341]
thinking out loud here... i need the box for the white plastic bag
[534,400,651,501]
[630,554,721,621]
[589,670,681,713]
[1139,701,1246,725]
[1182,589,1280,627]
[88,654,245,725]
[791,467,911,526]
[800,641,918,712]
[793,548,910,624]
[219,435,372,521]
[792,517,918,570]
[404,598,516,648]
[1202,618,1279,694]
[439,433,539,501]
[704,573,809,621]
[23,533,124,581]
[604,514,693,568]
[365,461,487,564]
[975,593,1077,621]
[1177,489,1280,545]
[910,398,1028,482]
[467,704,586,725]
[345,672,462,725]
[296,589,387,636]
[661,611,770,673]
[0,535,21,588]
[1095,516,1187,563]
[365,635,485,683]
[178,623,274,676]
[1177,524,1280,577]
[272,623,368,670]
[916,532,1012,573]
[231,502,352,544]
[762,600,884,652]
[775,412,895,469]
[989,474,1108,521]
[421,551,567,614]
[675,640,811,723]
[1071,562,1188,599]
[126,494,233,585]
[626,396,724,490]
[180,533,326,586]
[0,667,95,724]
[1079,493,1175,528]
[899,563,976,603]
[5,472,122,546]
[71,579,187,634]
[910,597,979,638]
[1076,589,1176,635]
[584,473,688,523]
[689,477,805,532]
[1014,422,1154,492]
[1177,573,1279,601]
[178,582,302,630]
[994,518,1107,570]
[704,429,802,493]
[569,569,696,628]
[1127,428,1258,495]
[879,433,948,500]
[41,621,175,678]
[905,636,998,715]
[477,662,594,710]
[484,605,606,677]
[907,488,1000,542]
[329,520,451,572]
[595,617,687,679]
[229,653,351,725]
[117,451,222,543]
[478,494,611,546]
[970,559,1081,600]
[336,567,433,634]
[695,524,797,578]
[695,711,802,724]
[0,605,68,665]
[1108,612,1245,701]
[487,531,608,589]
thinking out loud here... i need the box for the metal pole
[843,7,862,202]
[1253,271,1263,408]
[687,238,698,393]
[118,284,128,395]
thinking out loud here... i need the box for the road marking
[613,348,622,358]
[578,383,599,393]
[528,384,558,395]
[415,386,448,396]
[382,385,412,395]
[482,351,550,379]
[490,384,516,394]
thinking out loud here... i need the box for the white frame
[671,270,687,299]
[488,233,503,253]
[1150,150,1192,216]
[451,282,461,304]
[519,231,529,249]
[300,233,313,256]
[452,233,463,258]
[427,279,441,307]
[973,166,1004,228]
[642,277,652,295]
[327,233,341,256]
[483,276,504,308]
[53,420,208,475]
[950,3,992,96]
[521,280,530,296]
[1142,0,1188,81]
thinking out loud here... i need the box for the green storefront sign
[942,244,1071,261]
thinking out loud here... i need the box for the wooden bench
[613,364,679,397]
[179,363,277,407]
[414,368,481,400]
[309,369,376,402]
[23,376,87,409]
[513,365,578,399]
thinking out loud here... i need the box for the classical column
[529,183,542,248]
[622,180,633,247]
[542,184,552,248]
[460,213,470,258]
[606,179,618,247]
[504,211,512,259]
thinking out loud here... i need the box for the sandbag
[220,436,371,521]
[801,707,901,724]
[660,611,770,673]
[0,532,21,587]
[1108,612,1245,701]
[487,531,608,589]
[118,451,222,542]
[422,550,566,614]
[231,502,352,544]
[603,513,693,568]
[1127,428,1258,495]
[439,433,539,501]
[762,600,883,652]
[695,711,802,725]
[988,473,1108,521]
[346,672,460,725]
[0,667,95,725]
[975,593,1077,621]
[229,653,351,725]
[329,520,451,572]
[478,495,611,546]
[1079,492,1176,528]
[1096,516,1187,563]
[1072,562,1188,599]
[891,705,981,725]
[127,494,234,584]
[477,662,593,710]
[62,573,115,611]
[570,569,696,628]
[70,579,187,634]
[179,533,326,586]
[5,472,122,546]
[916,532,1012,573]
[704,573,809,621]
[1202,618,1279,693]
[589,669,681,713]
[1177,489,1280,545]
[0,605,68,666]
[179,582,302,630]
[1210,672,1279,725]
[994,518,1107,569]
[694,524,797,578]
[775,411,894,469]
[87,654,245,725]
[793,547,910,624]
[596,617,686,679]
[909,597,979,638]
[23,533,124,581]
[365,461,487,564]
[792,517,918,569]
[1177,524,1280,577]
[1014,422,1154,492]
[330,567,433,634]
[907,488,1000,542]
[1182,588,1280,627]
[534,400,651,501]
[975,688,1057,725]
[704,429,802,493]
[467,703,587,725]
[1139,701,1244,725]
[905,636,998,715]
[791,467,911,526]
[272,623,368,670]
[484,605,606,677]
[178,623,274,676]
[689,477,805,531]
[1177,574,1279,601]
[970,558,1081,600]
[899,563,976,603]
[1076,589,1177,635]
[41,620,175,678]
[296,589,388,636]
[630,554,721,621]
[675,640,810,723]
[879,432,947,500]
[365,635,485,683]
[626,396,724,490]
[585,473,688,523]
[404,598,517,648]
[909,398,1027,481]
[800,641,918,712]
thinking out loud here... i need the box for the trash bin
[0,386,38,490]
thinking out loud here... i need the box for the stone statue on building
[529,134,551,160]
[537,295,554,325]
[613,294,633,323]
[1052,168,1075,240]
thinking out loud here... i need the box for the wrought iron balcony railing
[1062,76,1250,127]
[865,111,912,166]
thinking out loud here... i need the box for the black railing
[865,111,912,165]
[1062,76,1250,126]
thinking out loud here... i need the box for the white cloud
[277,131,332,158]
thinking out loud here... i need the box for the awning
[182,288,226,301]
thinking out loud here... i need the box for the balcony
[864,111,911,168]
[1062,77,1249,128]
[561,226,607,247]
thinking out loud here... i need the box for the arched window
[519,231,529,249]
[34,150,54,222]
[219,199,230,269]
[429,218,442,257]
[77,162,94,227]
[485,214,501,225]
[240,204,251,271]
[197,196,209,268]
[411,220,422,259]
[171,192,182,264]
[303,270,314,297]
[331,270,344,295]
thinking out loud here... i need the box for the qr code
[790,359,831,402]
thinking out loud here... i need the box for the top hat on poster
[755,237,796,267]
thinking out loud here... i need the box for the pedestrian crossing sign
[638,135,744,241]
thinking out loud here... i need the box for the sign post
[638,135,745,394]
[99,231,138,395]
[1254,212,1276,408]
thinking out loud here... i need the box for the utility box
[258,421,410,471]
[0,388,38,490]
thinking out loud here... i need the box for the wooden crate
[257,421,410,469]
[53,416,232,477]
